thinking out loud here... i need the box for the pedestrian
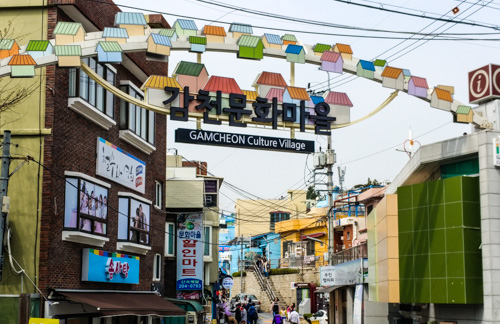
[280,307,287,324]
[241,304,247,324]
[256,257,262,271]
[288,307,299,324]
[235,303,242,324]
[272,297,280,324]
[247,303,258,324]
[264,259,270,278]
[245,299,252,311]
[225,314,238,324]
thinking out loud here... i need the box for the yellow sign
[29,318,60,324]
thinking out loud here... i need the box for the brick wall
[39,3,170,295]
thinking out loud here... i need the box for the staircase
[250,262,287,311]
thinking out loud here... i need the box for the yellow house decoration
[455,105,474,123]
[114,12,148,36]
[147,34,172,56]
[53,22,85,45]
[54,45,82,67]
[333,43,353,61]
[203,25,226,43]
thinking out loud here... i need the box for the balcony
[332,242,367,266]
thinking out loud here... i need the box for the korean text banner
[96,137,146,194]
[176,212,204,290]
[81,248,140,284]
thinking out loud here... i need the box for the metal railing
[332,242,367,265]
[251,262,277,302]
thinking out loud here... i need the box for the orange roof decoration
[203,25,227,37]
[286,86,310,101]
[204,76,243,94]
[437,85,455,95]
[242,90,258,101]
[381,66,403,79]
[433,88,453,102]
[255,71,287,87]
[141,75,182,90]
[8,54,36,66]
[335,43,353,54]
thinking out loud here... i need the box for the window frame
[203,225,212,257]
[165,222,176,257]
[155,180,163,209]
[117,194,152,246]
[68,57,116,118]
[270,212,290,230]
[63,173,110,236]
[153,253,162,281]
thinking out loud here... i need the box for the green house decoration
[54,45,82,67]
[53,22,85,45]
[173,19,198,37]
[237,35,264,60]
[455,105,473,123]
[313,43,331,57]
[373,59,387,71]
[26,40,53,59]
[356,60,375,79]
[8,54,37,77]
[189,36,207,53]
[281,34,297,46]
[285,44,305,64]
[159,29,178,42]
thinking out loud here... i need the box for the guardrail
[251,262,277,302]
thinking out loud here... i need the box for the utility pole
[326,136,335,266]
[0,131,12,281]
[240,235,243,293]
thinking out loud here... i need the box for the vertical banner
[176,212,204,293]
[353,284,363,324]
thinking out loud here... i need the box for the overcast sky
[116,0,498,213]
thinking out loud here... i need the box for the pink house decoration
[323,91,353,124]
[252,71,287,98]
[320,51,343,74]
[408,76,429,98]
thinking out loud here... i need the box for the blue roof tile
[176,19,198,30]
[150,33,172,46]
[285,44,303,54]
[310,96,324,105]
[115,12,147,26]
[264,33,283,45]
[103,27,129,39]
[229,23,253,34]
[403,69,411,76]
[358,60,375,71]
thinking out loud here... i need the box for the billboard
[82,248,140,284]
[176,212,204,291]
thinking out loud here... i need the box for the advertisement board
[96,137,146,194]
[176,212,204,291]
[81,248,140,284]
[319,259,367,287]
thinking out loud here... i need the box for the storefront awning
[59,291,186,317]
[165,298,205,313]
[315,285,344,294]
[300,232,326,240]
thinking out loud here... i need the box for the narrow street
[256,312,273,324]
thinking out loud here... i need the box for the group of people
[79,181,107,233]
[256,257,270,278]
[223,296,259,324]
[271,298,299,324]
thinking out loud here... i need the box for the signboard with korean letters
[81,248,140,284]
[96,137,146,194]
[176,212,204,291]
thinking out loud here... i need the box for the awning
[59,291,186,317]
[300,232,326,240]
[315,285,344,294]
[165,298,205,313]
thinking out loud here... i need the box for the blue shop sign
[82,248,140,284]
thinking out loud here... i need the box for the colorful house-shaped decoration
[283,86,311,123]
[173,19,198,37]
[333,43,353,61]
[306,96,325,124]
[102,27,129,44]
[281,34,297,46]
[96,41,122,63]
[437,85,455,95]
[147,33,171,56]
[203,25,226,43]
[26,40,52,59]
[323,91,353,124]
[203,76,243,117]
[455,106,473,123]
[265,88,285,103]
[243,89,258,120]
[159,29,178,42]
[285,45,305,64]
[408,76,428,98]
[229,23,253,39]
[430,87,453,111]
[356,60,375,79]
[237,35,264,60]
[403,69,411,81]
[8,54,37,77]
[173,61,209,92]
[262,33,283,50]
[320,51,343,73]
[189,36,207,53]
[313,43,331,57]
[141,75,183,108]
[381,66,404,90]
[0,39,19,60]
[54,45,82,67]
[253,71,287,97]
[373,59,387,71]
[53,22,85,45]
[115,12,148,36]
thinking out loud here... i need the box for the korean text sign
[176,212,204,290]
[81,248,140,284]
[96,137,146,194]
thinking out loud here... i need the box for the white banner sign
[320,259,366,287]
[96,138,146,193]
[176,212,204,291]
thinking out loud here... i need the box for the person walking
[288,307,299,324]
[241,304,247,324]
[271,298,280,324]
[247,303,258,324]
[235,303,242,324]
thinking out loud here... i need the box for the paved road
[256,312,273,324]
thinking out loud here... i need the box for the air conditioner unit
[313,152,326,169]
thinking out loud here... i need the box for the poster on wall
[129,199,150,244]
[176,212,204,293]
[353,284,363,324]
[96,137,146,194]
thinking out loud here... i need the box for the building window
[64,176,109,235]
[204,226,212,256]
[270,212,290,230]
[119,82,155,145]
[155,181,163,209]
[204,179,218,207]
[118,196,151,245]
[205,264,210,284]
[153,253,161,281]
[165,222,175,256]
[68,57,115,117]
[282,241,290,257]
[306,240,315,256]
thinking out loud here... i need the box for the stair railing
[251,261,277,302]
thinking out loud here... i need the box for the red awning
[59,291,186,317]
[300,232,326,240]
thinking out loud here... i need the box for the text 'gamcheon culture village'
[2,1,500,324]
